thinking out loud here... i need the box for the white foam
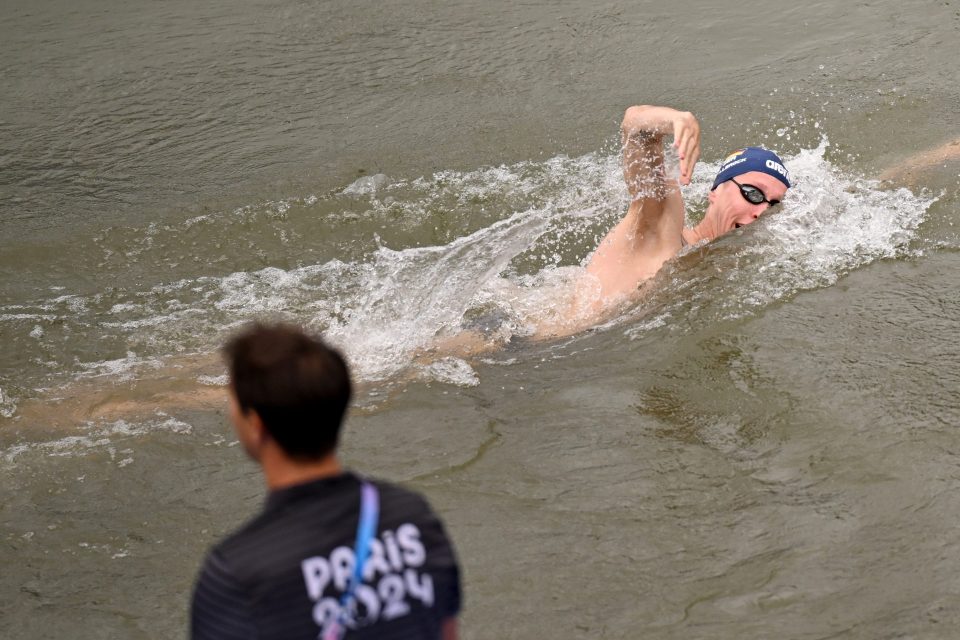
[91,415,193,437]
[0,387,16,419]
[49,295,88,314]
[342,173,390,196]
[615,137,937,333]
[101,307,206,330]
[108,303,140,314]
[183,214,212,228]
[417,358,480,387]
[77,352,163,380]
[2,140,937,394]
[2,413,194,464]
[0,313,57,321]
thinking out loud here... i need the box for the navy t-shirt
[191,472,461,639]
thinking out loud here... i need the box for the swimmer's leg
[13,352,228,427]
[415,330,502,362]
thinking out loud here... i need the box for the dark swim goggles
[730,178,780,206]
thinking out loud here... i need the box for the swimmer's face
[710,171,789,234]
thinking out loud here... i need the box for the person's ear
[247,410,269,448]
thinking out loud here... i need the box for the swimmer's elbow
[622,105,653,132]
[624,105,652,115]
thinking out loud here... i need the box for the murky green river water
[2,1,960,638]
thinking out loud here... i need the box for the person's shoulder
[366,476,434,512]
[364,476,453,534]
[366,477,460,574]
[205,490,311,565]
[202,511,268,569]
[203,475,359,575]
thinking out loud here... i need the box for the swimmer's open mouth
[734,223,742,229]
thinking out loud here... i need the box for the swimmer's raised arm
[621,105,701,190]
[559,105,699,320]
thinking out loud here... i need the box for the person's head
[705,147,791,235]
[223,322,352,462]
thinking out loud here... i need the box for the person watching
[191,322,461,640]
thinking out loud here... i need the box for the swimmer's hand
[671,111,701,185]
[621,105,701,185]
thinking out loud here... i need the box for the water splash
[0,139,939,400]
[618,138,937,336]
[1,413,193,465]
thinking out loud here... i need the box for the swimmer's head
[711,147,791,191]
[703,147,790,236]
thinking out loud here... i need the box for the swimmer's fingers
[684,139,702,184]
[672,128,690,181]
[676,135,699,183]
[672,113,700,185]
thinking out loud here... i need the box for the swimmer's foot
[879,136,960,187]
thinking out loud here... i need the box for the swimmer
[435,106,793,348]
[10,118,957,420]
[564,105,790,324]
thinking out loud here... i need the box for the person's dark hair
[223,322,352,460]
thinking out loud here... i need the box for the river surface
[2,1,960,638]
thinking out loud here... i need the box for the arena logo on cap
[765,159,789,180]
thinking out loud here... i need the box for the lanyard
[323,481,380,640]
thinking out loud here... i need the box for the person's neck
[260,449,343,491]
[684,215,722,245]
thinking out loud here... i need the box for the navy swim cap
[711,147,791,191]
